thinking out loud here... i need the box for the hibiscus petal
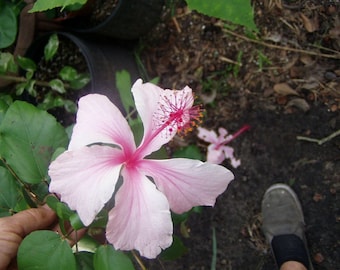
[217,127,229,140]
[222,145,234,158]
[139,158,234,214]
[69,94,136,156]
[197,127,218,144]
[106,166,173,258]
[230,158,241,168]
[49,145,123,226]
[131,79,170,156]
[222,146,241,168]
[207,144,225,164]
[131,79,162,138]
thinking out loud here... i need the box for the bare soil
[139,1,340,269]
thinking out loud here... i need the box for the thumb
[0,205,57,270]
[9,205,57,237]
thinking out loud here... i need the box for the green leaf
[59,66,78,81]
[129,117,143,146]
[63,99,77,113]
[0,5,17,49]
[171,211,190,225]
[46,196,85,231]
[172,145,204,160]
[12,191,30,213]
[93,245,135,270]
[15,82,26,96]
[89,209,108,228]
[38,92,65,111]
[17,230,77,270]
[186,0,258,32]
[30,182,50,202]
[49,78,66,93]
[75,252,94,270]
[70,212,85,230]
[46,196,74,220]
[0,95,13,106]
[257,50,272,71]
[147,145,168,160]
[233,51,243,77]
[30,0,87,12]
[0,97,11,124]
[150,77,160,85]
[51,147,66,161]
[65,124,74,139]
[25,70,34,81]
[44,33,59,61]
[115,70,134,115]
[0,101,68,184]
[160,236,188,260]
[171,206,202,225]
[0,166,22,216]
[16,56,37,72]
[69,73,90,90]
[26,79,37,96]
[0,52,18,73]
[76,235,100,253]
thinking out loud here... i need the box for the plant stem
[0,74,71,89]
[132,250,147,270]
[0,157,43,205]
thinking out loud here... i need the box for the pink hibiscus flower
[197,125,250,168]
[48,79,234,258]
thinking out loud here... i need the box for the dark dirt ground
[138,1,340,269]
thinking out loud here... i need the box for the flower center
[153,89,203,138]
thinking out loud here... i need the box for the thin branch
[0,157,43,205]
[222,28,340,60]
[296,129,340,145]
[0,74,72,89]
[219,56,242,66]
[132,250,147,270]
[0,74,50,87]
[172,16,182,33]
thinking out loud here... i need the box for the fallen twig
[172,16,181,33]
[219,56,242,66]
[296,129,340,145]
[222,28,340,60]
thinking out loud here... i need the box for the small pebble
[314,252,325,264]
[313,193,324,202]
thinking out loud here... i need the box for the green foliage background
[186,0,258,31]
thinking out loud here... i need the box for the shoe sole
[263,183,305,223]
[263,183,313,270]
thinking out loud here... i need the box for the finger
[7,204,57,237]
[0,205,56,270]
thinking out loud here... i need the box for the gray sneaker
[261,183,313,270]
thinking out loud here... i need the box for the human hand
[0,205,56,270]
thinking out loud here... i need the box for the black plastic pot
[65,0,165,40]
[24,32,140,123]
